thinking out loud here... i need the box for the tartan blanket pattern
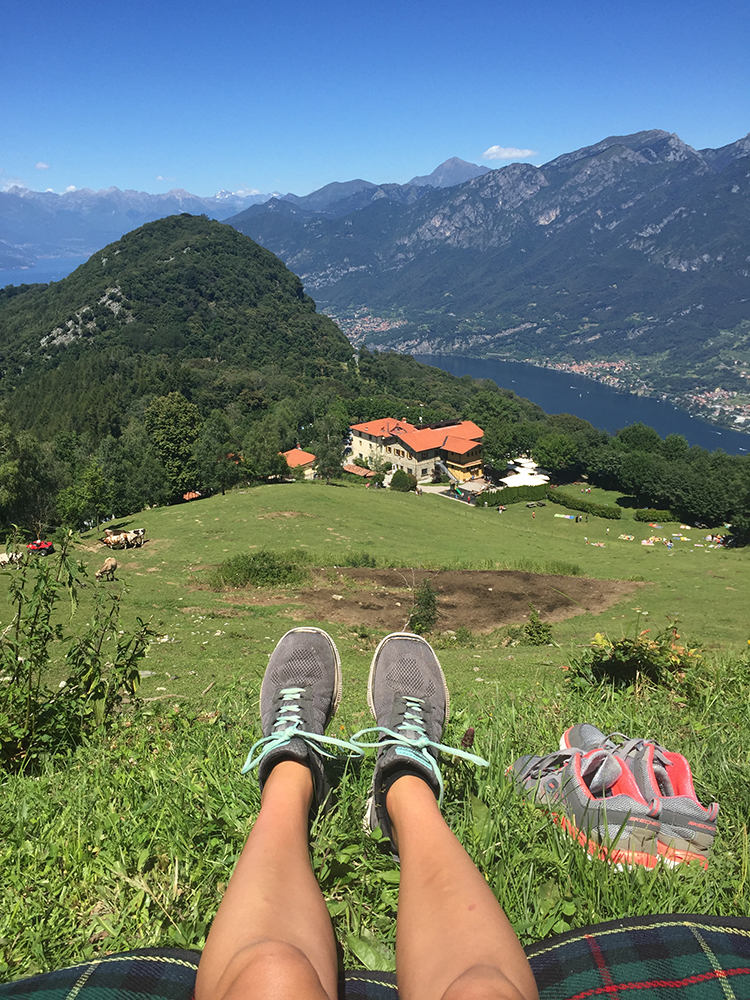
[525,914,750,999]
[2,916,750,1000]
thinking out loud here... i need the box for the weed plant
[209,548,311,589]
[339,551,378,568]
[523,606,553,646]
[567,618,702,687]
[0,535,155,772]
[2,649,750,981]
[407,579,441,634]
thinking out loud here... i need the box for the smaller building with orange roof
[281,447,317,479]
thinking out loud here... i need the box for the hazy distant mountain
[407,157,490,188]
[226,129,750,400]
[0,185,273,278]
[0,157,483,281]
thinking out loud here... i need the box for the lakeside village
[283,416,548,500]
[527,357,750,430]
[322,308,750,434]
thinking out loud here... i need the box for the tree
[0,424,62,534]
[144,392,203,499]
[194,411,242,495]
[57,461,112,529]
[391,469,417,492]
[533,433,577,472]
[310,417,344,484]
[617,423,663,453]
[243,418,289,482]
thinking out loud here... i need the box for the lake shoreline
[414,353,750,455]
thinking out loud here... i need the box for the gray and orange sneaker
[561,724,718,868]
[511,747,661,869]
[351,632,489,853]
[241,627,361,813]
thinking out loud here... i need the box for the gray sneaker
[352,632,488,851]
[241,627,358,813]
[561,723,719,867]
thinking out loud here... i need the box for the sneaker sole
[265,627,343,723]
[366,631,450,723]
[552,809,660,870]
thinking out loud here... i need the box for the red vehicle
[26,539,55,556]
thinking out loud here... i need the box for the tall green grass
[2,650,749,981]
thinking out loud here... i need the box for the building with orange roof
[281,447,316,479]
[349,418,483,482]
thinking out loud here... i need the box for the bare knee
[204,939,331,1000]
[441,963,536,1000]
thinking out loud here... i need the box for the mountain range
[224,129,750,414]
[0,158,487,274]
[3,132,749,422]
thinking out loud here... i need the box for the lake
[414,354,750,456]
[0,258,89,287]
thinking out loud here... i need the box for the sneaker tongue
[581,751,623,795]
[651,758,674,796]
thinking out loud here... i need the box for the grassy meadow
[2,478,749,979]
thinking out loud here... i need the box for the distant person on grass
[195,628,538,1000]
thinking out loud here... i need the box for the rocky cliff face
[225,130,750,405]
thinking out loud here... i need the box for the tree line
[1,346,748,543]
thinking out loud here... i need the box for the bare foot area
[224,568,644,633]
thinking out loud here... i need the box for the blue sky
[2,0,749,198]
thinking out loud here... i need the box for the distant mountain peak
[408,158,490,188]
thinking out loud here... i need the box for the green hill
[0,214,354,439]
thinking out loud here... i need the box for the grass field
[2,478,749,980]
[26,477,748,711]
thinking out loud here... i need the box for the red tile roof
[350,418,484,459]
[282,448,316,468]
[343,464,376,477]
[350,418,417,438]
[442,435,481,456]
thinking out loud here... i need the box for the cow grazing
[95,557,117,581]
[102,528,146,548]
[0,551,22,567]
[103,533,128,549]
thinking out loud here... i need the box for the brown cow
[95,557,117,581]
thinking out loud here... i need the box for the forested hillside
[0,214,748,541]
[0,216,546,529]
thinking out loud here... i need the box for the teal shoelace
[350,695,490,804]
[242,686,363,775]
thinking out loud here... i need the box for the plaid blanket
[2,915,749,1000]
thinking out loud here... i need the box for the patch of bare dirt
[256,511,314,520]
[223,568,644,633]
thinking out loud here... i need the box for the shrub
[0,534,155,773]
[565,619,701,688]
[341,550,377,568]
[407,579,441,634]
[483,484,548,506]
[390,469,417,492]
[545,489,621,519]
[524,606,553,645]
[210,548,310,589]
[634,508,678,523]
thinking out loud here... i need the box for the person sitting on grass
[195,628,538,1000]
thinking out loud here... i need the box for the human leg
[357,632,538,1000]
[389,776,537,1000]
[196,627,353,1000]
[195,760,337,1000]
